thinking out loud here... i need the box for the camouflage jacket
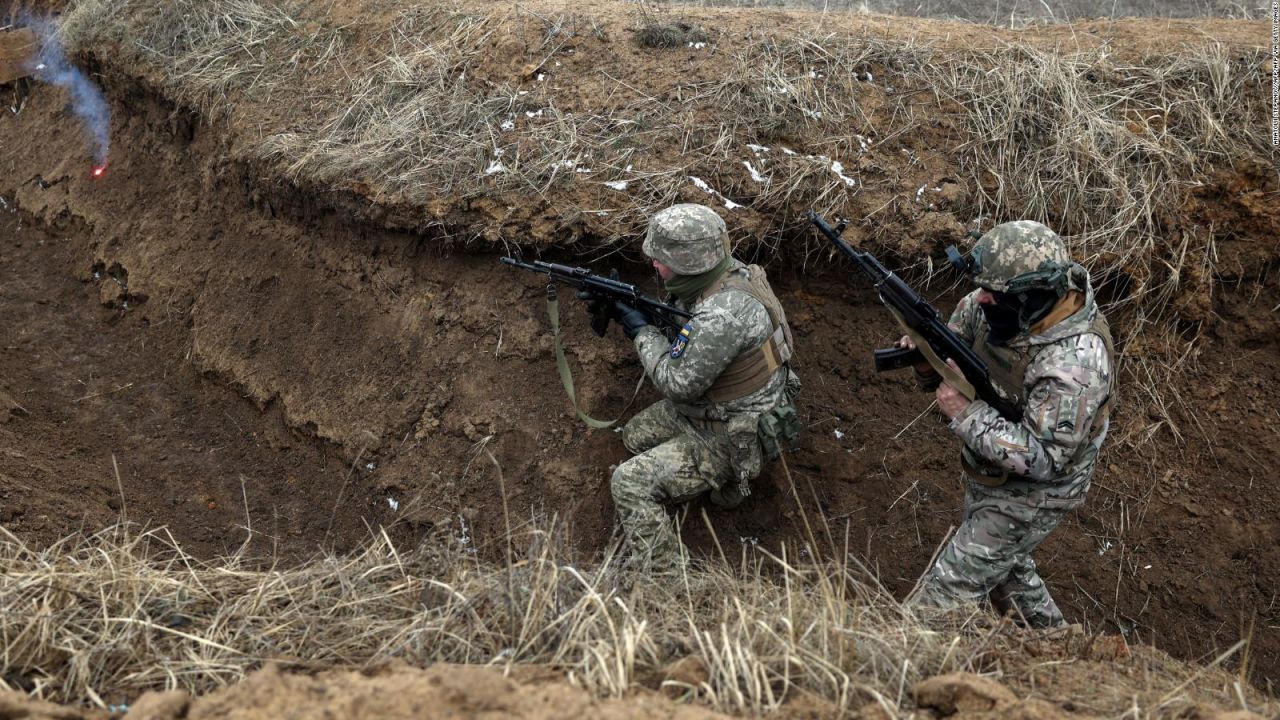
[947,280,1114,508]
[633,260,791,420]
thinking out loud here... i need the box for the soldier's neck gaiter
[664,255,733,305]
[981,288,1060,345]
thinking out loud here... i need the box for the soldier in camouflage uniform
[606,203,800,572]
[907,221,1115,628]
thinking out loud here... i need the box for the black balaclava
[980,288,1060,345]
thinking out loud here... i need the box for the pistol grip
[590,304,611,337]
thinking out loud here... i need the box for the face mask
[980,289,1060,345]
[980,295,1023,346]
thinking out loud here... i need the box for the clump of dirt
[0,0,1278,708]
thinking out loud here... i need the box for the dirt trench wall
[2,11,1280,693]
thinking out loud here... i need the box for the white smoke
[23,17,110,166]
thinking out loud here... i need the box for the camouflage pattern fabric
[970,221,1070,292]
[915,484,1069,628]
[914,275,1113,627]
[642,203,729,275]
[633,261,790,419]
[610,400,735,570]
[611,261,793,569]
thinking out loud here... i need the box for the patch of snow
[744,161,767,184]
[830,160,856,187]
[689,176,742,210]
[603,180,628,191]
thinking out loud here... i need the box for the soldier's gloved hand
[611,301,651,340]
[577,289,607,315]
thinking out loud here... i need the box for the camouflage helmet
[969,220,1071,296]
[643,203,729,275]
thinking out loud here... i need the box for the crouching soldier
[908,221,1115,628]
[605,203,800,572]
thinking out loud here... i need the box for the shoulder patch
[670,323,693,358]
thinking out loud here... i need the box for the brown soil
[1,0,1279,709]
[0,664,729,720]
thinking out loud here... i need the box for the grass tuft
[635,20,709,48]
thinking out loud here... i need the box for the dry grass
[60,0,345,117]
[674,0,1264,23]
[635,19,709,48]
[1,521,1273,717]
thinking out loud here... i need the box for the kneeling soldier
[909,221,1115,628]
[607,203,800,572]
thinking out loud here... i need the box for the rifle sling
[546,289,644,429]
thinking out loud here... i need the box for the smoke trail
[23,17,110,166]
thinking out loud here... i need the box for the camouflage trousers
[914,481,1069,628]
[610,400,736,570]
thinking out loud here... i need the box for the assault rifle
[807,211,1022,422]
[500,257,691,336]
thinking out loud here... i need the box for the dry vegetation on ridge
[57,0,1273,320]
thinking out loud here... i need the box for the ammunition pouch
[715,404,800,508]
[725,413,763,492]
[759,403,800,460]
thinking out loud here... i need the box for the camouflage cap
[643,203,729,275]
[970,221,1071,294]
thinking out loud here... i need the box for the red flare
[92,164,107,178]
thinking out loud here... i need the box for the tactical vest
[698,265,795,404]
[962,306,1115,485]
